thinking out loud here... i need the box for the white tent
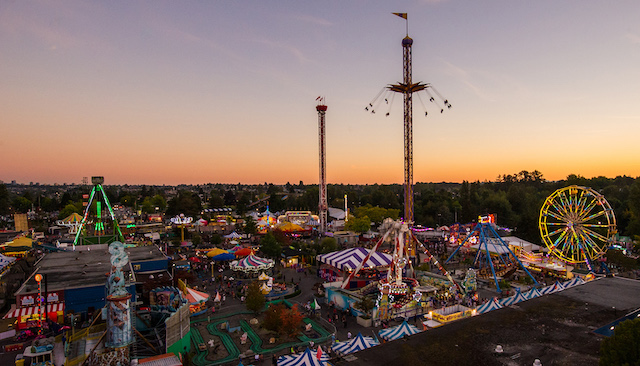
[224,232,242,239]
[331,332,379,356]
[540,281,565,295]
[476,298,503,314]
[378,320,421,341]
[563,276,586,289]
[499,290,528,306]
[328,207,346,220]
[278,347,330,366]
[523,287,543,300]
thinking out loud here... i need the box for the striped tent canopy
[3,303,64,319]
[316,248,392,272]
[476,298,503,314]
[278,347,330,366]
[231,255,274,272]
[378,320,421,341]
[61,213,83,223]
[499,290,528,307]
[331,332,379,356]
[563,276,586,289]
[184,287,209,304]
[523,287,543,300]
[540,280,565,295]
[0,254,16,271]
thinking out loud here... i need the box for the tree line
[2,171,639,244]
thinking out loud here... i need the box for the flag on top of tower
[393,12,407,19]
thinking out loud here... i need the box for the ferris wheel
[539,185,617,266]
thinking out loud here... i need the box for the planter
[356,316,372,327]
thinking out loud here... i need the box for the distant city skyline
[2,1,639,186]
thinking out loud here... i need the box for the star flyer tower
[316,97,328,233]
[369,13,451,223]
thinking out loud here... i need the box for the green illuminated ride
[73,176,125,246]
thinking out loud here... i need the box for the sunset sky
[2,1,639,186]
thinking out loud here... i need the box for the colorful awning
[3,303,64,319]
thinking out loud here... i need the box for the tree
[210,234,222,245]
[263,303,284,333]
[245,281,265,314]
[242,215,258,236]
[599,318,640,365]
[345,215,371,233]
[318,237,338,254]
[354,296,375,318]
[0,184,10,215]
[262,303,304,338]
[280,304,304,337]
[12,196,32,213]
[260,232,282,259]
[166,191,202,217]
[59,202,82,219]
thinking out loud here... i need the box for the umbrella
[234,248,253,257]
[206,248,229,258]
[211,252,235,261]
[189,256,202,263]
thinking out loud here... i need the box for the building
[5,245,169,328]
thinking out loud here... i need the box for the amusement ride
[539,185,617,272]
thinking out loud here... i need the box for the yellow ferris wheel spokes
[539,185,616,267]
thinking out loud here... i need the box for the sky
[1,1,639,186]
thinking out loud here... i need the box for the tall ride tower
[387,13,430,223]
[316,98,328,233]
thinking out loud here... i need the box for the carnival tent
[224,232,242,239]
[184,287,209,304]
[316,248,392,271]
[231,255,274,272]
[332,332,379,356]
[206,248,229,258]
[178,279,209,316]
[310,298,320,311]
[378,320,420,341]
[540,280,565,295]
[278,347,330,366]
[523,287,543,300]
[275,221,306,232]
[563,277,585,289]
[476,298,503,314]
[258,272,271,281]
[0,254,16,272]
[499,290,528,307]
[211,253,235,261]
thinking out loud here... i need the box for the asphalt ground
[338,276,640,366]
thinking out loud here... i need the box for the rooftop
[16,245,166,294]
